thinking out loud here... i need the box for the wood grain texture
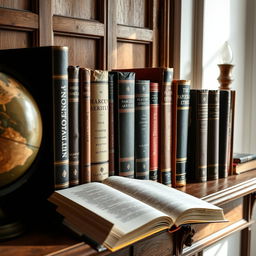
[53,0,97,20]
[0,29,32,49]
[117,41,147,68]
[39,0,53,45]
[0,8,38,30]
[54,35,98,68]
[0,0,31,10]
[117,25,153,42]
[117,0,148,27]
[53,16,105,37]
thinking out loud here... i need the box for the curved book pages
[49,176,225,252]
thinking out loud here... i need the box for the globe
[0,72,42,189]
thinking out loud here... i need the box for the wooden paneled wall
[0,0,181,73]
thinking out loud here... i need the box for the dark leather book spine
[172,80,190,187]
[108,73,115,176]
[90,70,109,182]
[68,65,80,186]
[219,90,231,178]
[196,89,208,182]
[135,80,150,179]
[52,46,69,189]
[159,69,173,185]
[79,68,91,183]
[150,82,159,181]
[117,72,135,177]
[187,89,208,182]
[207,90,220,180]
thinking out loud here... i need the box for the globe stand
[0,207,25,240]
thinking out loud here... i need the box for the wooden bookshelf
[1,170,255,256]
[0,0,181,76]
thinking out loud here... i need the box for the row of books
[56,65,235,189]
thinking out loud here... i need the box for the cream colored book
[49,176,225,252]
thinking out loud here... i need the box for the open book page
[103,176,225,225]
[51,182,172,234]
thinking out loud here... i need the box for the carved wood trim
[53,16,105,37]
[0,8,38,30]
[201,178,256,206]
[182,220,253,256]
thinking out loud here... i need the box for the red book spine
[150,82,159,181]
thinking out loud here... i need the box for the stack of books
[233,153,256,174]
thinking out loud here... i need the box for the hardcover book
[90,70,109,182]
[135,80,150,179]
[49,176,225,252]
[171,80,190,187]
[149,82,160,181]
[187,89,209,182]
[233,159,256,174]
[68,65,80,186]
[219,90,231,178]
[108,73,115,176]
[233,153,256,163]
[112,72,135,178]
[115,68,173,185]
[207,90,220,180]
[79,68,91,183]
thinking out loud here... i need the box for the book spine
[196,90,208,182]
[52,46,69,189]
[228,90,236,175]
[150,82,159,181]
[159,69,173,185]
[117,72,135,177]
[108,73,115,176]
[135,80,150,179]
[187,89,208,182]
[219,90,231,178]
[68,65,80,186]
[207,90,220,180]
[172,80,190,187]
[90,70,109,182]
[79,68,91,183]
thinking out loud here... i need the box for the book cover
[0,46,69,214]
[233,153,256,163]
[114,72,135,178]
[149,82,160,181]
[135,80,150,179]
[219,90,231,178]
[68,65,80,186]
[187,89,208,182]
[79,68,91,183]
[115,68,173,185]
[108,72,115,176]
[207,90,220,180]
[233,159,256,174]
[172,80,190,187]
[90,70,109,182]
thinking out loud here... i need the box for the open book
[49,176,225,252]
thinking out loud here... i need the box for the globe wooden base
[0,208,25,240]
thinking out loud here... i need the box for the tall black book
[172,80,190,187]
[113,72,135,178]
[187,89,208,182]
[0,46,69,216]
[135,80,150,179]
[207,90,220,180]
[68,65,80,186]
[219,90,231,178]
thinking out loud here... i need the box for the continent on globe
[0,72,42,188]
